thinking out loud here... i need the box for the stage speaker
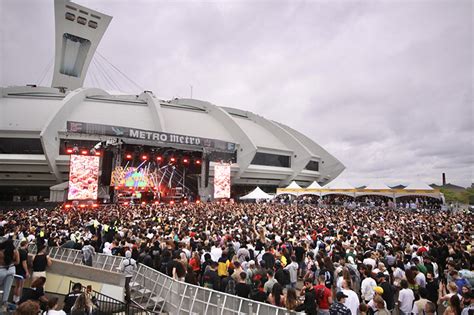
[204,158,210,188]
[100,150,114,186]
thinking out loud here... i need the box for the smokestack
[442,173,446,186]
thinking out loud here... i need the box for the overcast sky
[1,0,473,187]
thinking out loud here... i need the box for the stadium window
[65,12,75,21]
[88,20,98,29]
[251,152,291,168]
[77,16,87,25]
[0,138,44,154]
[304,160,319,172]
[59,33,91,77]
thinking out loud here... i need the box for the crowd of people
[0,201,472,314]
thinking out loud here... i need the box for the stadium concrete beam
[138,91,166,132]
[169,98,258,178]
[246,112,313,186]
[40,88,108,183]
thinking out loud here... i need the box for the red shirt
[314,284,332,310]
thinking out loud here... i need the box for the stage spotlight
[80,204,86,208]
[154,201,159,205]
[170,157,176,162]
[124,201,129,205]
[195,160,201,165]
[141,155,148,160]
[65,204,71,209]
[81,150,88,155]
[66,148,74,154]
[183,200,188,205]
[170,200,175,205]
[125,153,133,160]
[156,156,162,162]
[196,200,201,204]
[141,201,146,205]
[95,151,101,156]
[183,158,189,164]
[92,204,98,208]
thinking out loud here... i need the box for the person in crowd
[329,291,352,315]
[315,273,333,315]
[119,250,137,302]
[249,279,267,303]
[424,301,437,315]
[398,279,415,315]
[341,279,359,315]
[284,256,299,289]
[373,295,390,315]
[0,238,19,311]
[14,239,29,304]
[413,288,431,315]
[376,272,395,312]
[235,272,251,298]
[267,283,285,308]
[285,287,299,311]
[70,293,95,315]
[202,261,220,291]
[45,297,66,315]
[19,276,48,310]
[14,300,40,315]
[63,282,83,314]
[444,294,462,315]
[461,290,473,315]
[32,243,52,281]
[81,240,95,267]
[296,278,317,315]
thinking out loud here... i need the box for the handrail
[7,239,291,314]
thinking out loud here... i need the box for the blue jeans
[0,266,16,304]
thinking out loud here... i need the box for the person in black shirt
[329,291,351,315]
[14,240,29,304]
[261,246,275,271]
[294,243,306,279]
[250,279,268,302]
[235,272,251,298]
[376,272,395,311]
[202,262,220,291]
[425,272,439,305]
[63,282,83,314]
[296,279,317,315]
[19,276,48,310]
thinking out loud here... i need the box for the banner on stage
[67,121,236,153]
[214,163,231,199]
[68,155,100,200]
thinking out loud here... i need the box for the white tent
[286,181,302,189]
[403,182,434,190]
[306,181,322,189]
[357,181,393,198]
[49,181,68,202]
[240,187,274,200]
[321,180,355,197]
[323,180,355,190]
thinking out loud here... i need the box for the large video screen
[68,155,100,200]
[214,164,231,199]
[111,166,154,188]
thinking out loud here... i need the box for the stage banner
[68,155,100,200]
[214,163,231,199]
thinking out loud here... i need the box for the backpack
[225,278,236,294]
[281,269,291,286]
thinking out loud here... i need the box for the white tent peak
[240,187,274,200]
[364,182,391,190]
[404,181,434,190]
[323,180,354,190]
[306,181,322,189]
[286,181,302,189]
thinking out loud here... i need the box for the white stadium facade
[0,0,344,202]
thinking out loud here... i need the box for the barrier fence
[10,240,293,314]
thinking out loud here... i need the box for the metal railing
[68,280,146,315]
[11,240,292,314]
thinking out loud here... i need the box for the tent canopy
[306,181,322,189]
[285,181,302,189]
[240,187,274,200]
[323,180,355,190]
[364,182,391,190]
[404,181,434,190]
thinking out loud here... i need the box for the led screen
[214,164,231,199]
[111,166,152,188]
[68,155,100,200]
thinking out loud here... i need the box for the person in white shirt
[341,279,360,315]
[284,256,299,289]
[361,270,377,303]
[210,244,222,262]
[412,266,426,288]
[398,279,415,315]
[363,252,377,270]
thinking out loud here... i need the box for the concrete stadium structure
[0,0,344,201]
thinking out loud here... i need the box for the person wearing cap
[119,250,137,302]
[329,291,351,315]
[368,286,386,312]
